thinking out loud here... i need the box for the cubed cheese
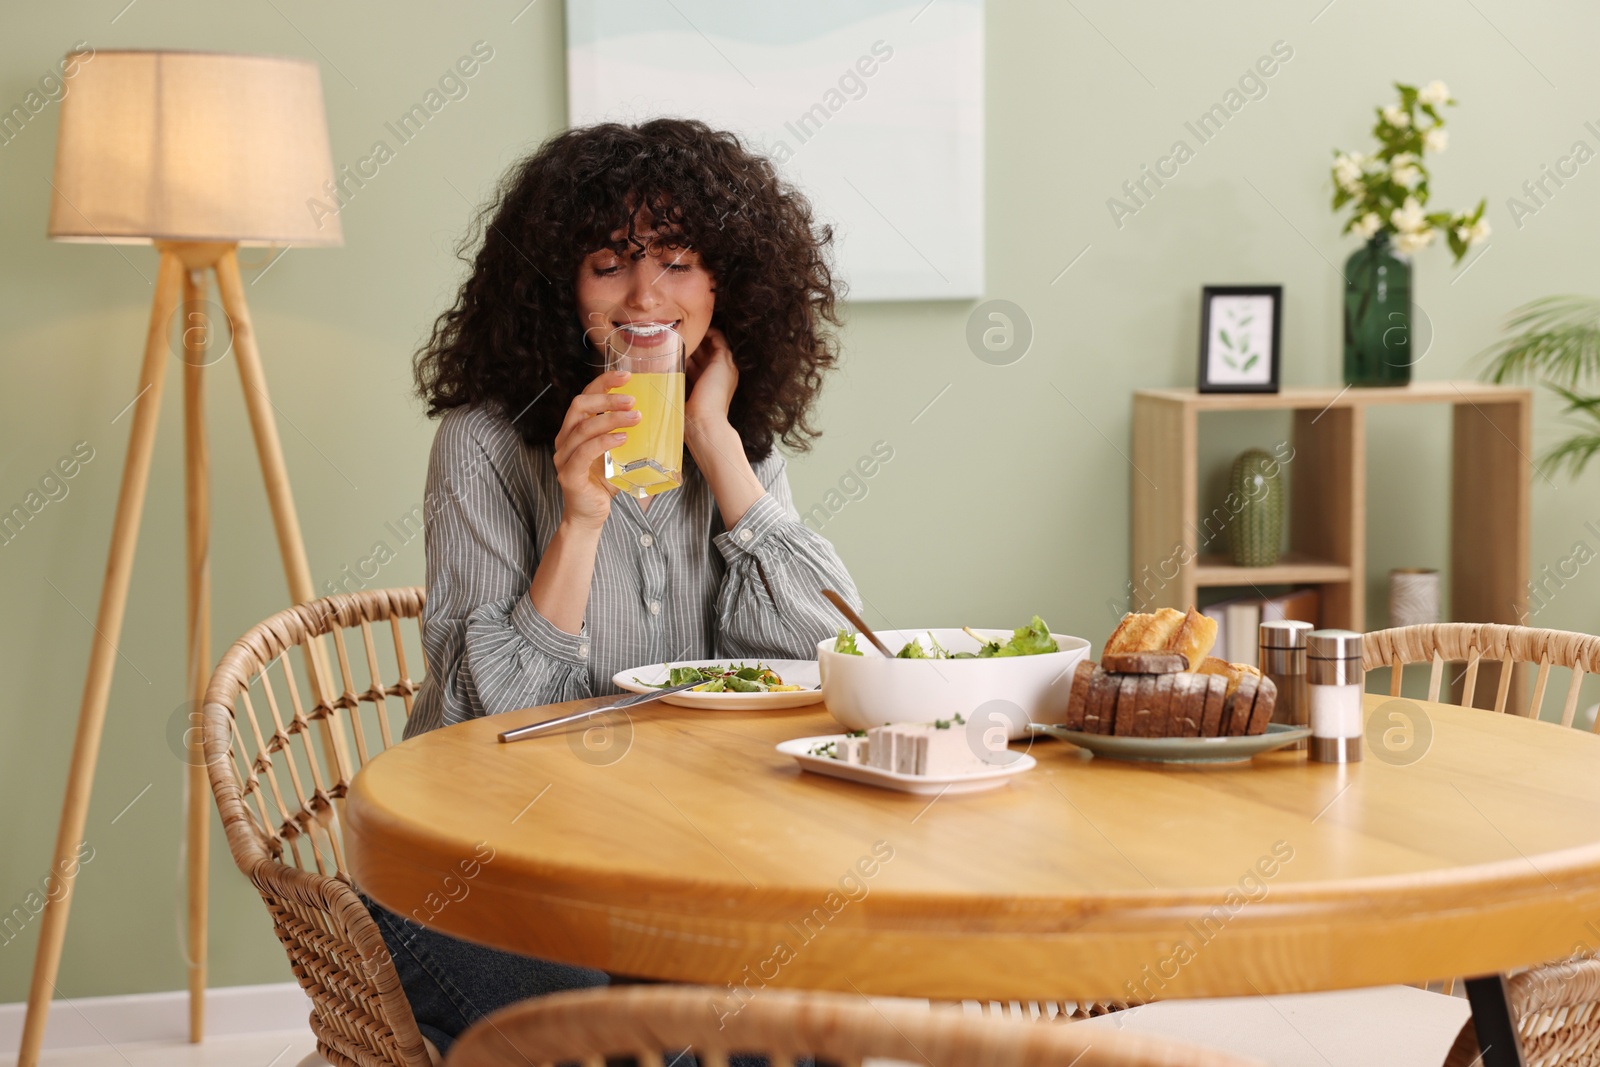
[865,722,994,776]
[835,735,869,764]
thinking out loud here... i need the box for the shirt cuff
[509,591,591,666]
[713,492,785,561]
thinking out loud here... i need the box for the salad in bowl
[816,617,1090,739]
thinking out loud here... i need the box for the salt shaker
[1259,620,1314,751]
[1307,629,1364,763]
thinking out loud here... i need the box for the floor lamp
[19,50,342,1066]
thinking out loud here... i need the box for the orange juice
[605,371,684,497]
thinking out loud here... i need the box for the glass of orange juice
[603,322,685,498]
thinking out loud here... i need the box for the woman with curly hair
[360,118,861,1057]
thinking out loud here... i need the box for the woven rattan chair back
[1364,622,1600,723]
[444,985,1264,1067]
[202,587,432,1067]
[1365,623,1600,1067]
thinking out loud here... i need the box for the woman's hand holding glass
[552,369,639,531]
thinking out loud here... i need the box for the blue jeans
[360,892,609,1055]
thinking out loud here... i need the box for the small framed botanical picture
[1198,285,1282,393]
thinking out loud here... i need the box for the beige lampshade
[47,49,342,247]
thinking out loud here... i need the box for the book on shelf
[1201,588,1320,668]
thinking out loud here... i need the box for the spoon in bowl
[820,589,894,658]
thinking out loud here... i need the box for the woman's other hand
[685,326,737,431]
[552,369,638,531]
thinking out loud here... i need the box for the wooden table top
[344,693,1600,1002]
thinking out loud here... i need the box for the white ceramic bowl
[815,628,1092,739]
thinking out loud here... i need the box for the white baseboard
[0,983,312,1051]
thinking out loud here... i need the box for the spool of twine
[1389,568,1440,628]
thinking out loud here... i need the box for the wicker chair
[202,587,435,1067]
[1364,623,1600,1067]
[443,985,1262,1067]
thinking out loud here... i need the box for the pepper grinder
[1259,620,1314,751]
[1307,629,1364,763]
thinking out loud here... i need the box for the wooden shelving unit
[1130,382,1532,632]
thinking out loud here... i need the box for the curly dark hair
[413,117,843,462]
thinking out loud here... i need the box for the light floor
[0,1030,321,1067]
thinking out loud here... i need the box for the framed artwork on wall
[1199,285,1282,393]
[564,0,984,302]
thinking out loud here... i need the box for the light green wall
[2,0,1598,1000]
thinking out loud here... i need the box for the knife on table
[497,680,704,743]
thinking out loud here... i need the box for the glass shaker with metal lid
[1307,629,1365,763]
[1259,620,1314,751]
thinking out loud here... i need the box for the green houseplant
[1481,296,1600,476]
[1331,80,1488,387]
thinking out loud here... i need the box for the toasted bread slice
[1144,607,1189,652]
[1195,657,1262,699]
[1101,612,1154,659]
[1167,607,1219,670]
[1102,607,1183,657]
[1104,607,1217,671]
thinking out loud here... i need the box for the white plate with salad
[613,659,824,710]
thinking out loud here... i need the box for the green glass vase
[1343,233,1413,387]
[1229,448,1284,567]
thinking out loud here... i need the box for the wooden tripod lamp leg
[181,268,211,1044]
[17,250,186,1067]
[212,250,349,777]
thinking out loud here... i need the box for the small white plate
[614,659,824,710]
[776,734,1036,794]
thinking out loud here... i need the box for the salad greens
[832,616,1060,659]
[635,662,803,694]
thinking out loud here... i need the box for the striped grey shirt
[403,404,861,739]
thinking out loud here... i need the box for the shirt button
[578,643,590,658]
[639,533,655,548]
[648,600,661,616]
[738,529,754,543]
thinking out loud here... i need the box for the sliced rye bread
[1150,671,1178,735]
[1244,674,1278,735]
[1102,651,1189,674]
[1221,673,1259,737]
[1171,673,1206,736]
[1199,673,1229,736]
[1064,659,1095,731]
[1113,674,1144,736]
[1084,668,1120,734]
[1131,674,1159,736]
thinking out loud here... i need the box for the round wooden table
[346,692,1600,1010]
